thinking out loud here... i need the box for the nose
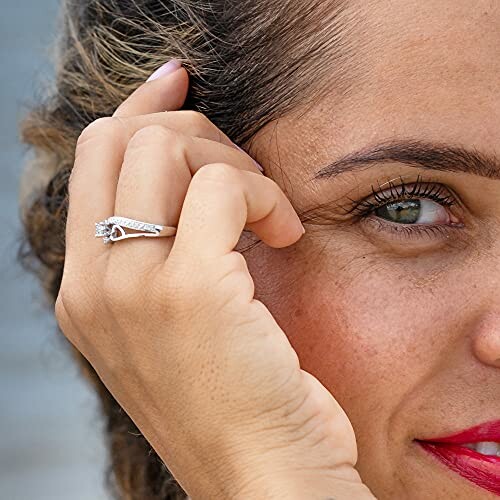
[472,312,500,368]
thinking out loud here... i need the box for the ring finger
[108,125,263,275]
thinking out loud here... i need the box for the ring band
[95,216,177,244]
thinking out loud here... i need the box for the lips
[415,419,500,496]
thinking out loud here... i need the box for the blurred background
[1,2,111,499]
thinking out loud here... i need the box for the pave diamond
[108,217,159,234]
[96,216,164,243]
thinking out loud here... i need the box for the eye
[375,198,452,225]
[342,175,465,242]
[345,176,459,225]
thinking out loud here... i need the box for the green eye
[346,178,459,232]
[373,198,452,225]
[375,199,421,224]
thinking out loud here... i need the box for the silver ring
[95,216,177,244]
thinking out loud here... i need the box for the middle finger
[108,124,264,274]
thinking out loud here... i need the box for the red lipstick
[416,419,500,496]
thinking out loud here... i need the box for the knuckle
[55,278,93,322]
[55,283,78,319]
[54,287,81,341]
[183,109,211,127]
[213,252,255,309]
[76,116,124,149]
[177,110,213,137]
[54,294,80,346]
[124,126,182,172]
[54,292,69,326]
[127,124,177,150]
[220,250,249,275]
[193,162,239,186]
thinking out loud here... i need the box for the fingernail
[233,144,265,173]
[147,59,182,82]
[301,224,306,234]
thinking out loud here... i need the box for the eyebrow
[312,139,500,181]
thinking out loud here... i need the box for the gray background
[1,2,111,499]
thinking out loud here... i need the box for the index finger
[168,163,305,263]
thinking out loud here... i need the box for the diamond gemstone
[95,222,109,237]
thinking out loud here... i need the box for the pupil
[375,199,421,224]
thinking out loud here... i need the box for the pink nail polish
[147,59,182,82]
[233,144,265,173]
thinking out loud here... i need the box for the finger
[111,111,264,171]
[64,120,127,272]
[168,163,305,266]
[66,109,264,270]
[109,111,264,172]
[113,61,189,118]
[110,111,236,148]
[109,126,264,270]
[65,62,189,272]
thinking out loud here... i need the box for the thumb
[113,59,189,118]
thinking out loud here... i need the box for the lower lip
[416,440,500,496]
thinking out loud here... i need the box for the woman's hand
[55,61,376,500]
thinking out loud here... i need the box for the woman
[19,0,499,498]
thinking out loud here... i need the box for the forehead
[346,1,498,140]
[354,0,499,110]
[266,0,499,184]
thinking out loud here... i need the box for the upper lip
[417,419,500,444]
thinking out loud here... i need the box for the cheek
[261,258,437,396]
[245,229,485,496]
[248,244,448,441]
[286,270,427,416]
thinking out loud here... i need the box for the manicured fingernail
[147,59,182,82]
[233,144,265,173]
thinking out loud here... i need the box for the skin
[243,0,500,498]
[55,0,498,499]
[58,70,375,499]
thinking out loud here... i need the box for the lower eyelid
[358,216,471,256]
[362,215,466,243]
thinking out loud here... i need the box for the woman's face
[242,0,500,497]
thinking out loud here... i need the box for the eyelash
[342,174,462,239]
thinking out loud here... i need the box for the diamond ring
[95,216,177,244]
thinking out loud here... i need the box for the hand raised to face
[55,60,376,500]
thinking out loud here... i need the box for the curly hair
[18,1,359,498]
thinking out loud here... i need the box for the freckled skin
[239,1,500,498]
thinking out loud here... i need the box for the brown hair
[19,1,358,498]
